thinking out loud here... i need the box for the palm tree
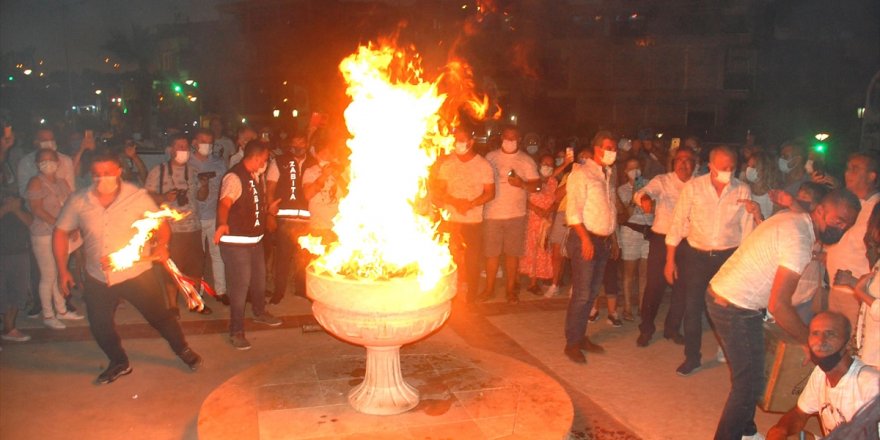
[102,24,158,138]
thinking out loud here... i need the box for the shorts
[483,216,527,258]
[548,212,568,245]
[619,225,650,261]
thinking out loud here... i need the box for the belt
[276,209,311,219]
[219,234,263,244]
[692,246,736,257]
[623,222,650,234]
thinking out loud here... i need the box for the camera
[175,189,189,206]
[198,171,216,179]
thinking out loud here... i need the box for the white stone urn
[306,265,457,415]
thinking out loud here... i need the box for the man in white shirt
[767,311,879,439]
[665,146,757,376]
[563,131,619,363]
[188,129,228,304]
[482,126,540,304]
[228,126,257,168]
[707,190,861,440]
[436,127,495,303]
[634,147,697,347]
[826,153,879,328]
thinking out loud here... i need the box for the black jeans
[220,242,267,335]
[707,297,764,439]
[679,242,735,363]
[83,269,189,365]
[638,232,686,337]
[273,219,310,299]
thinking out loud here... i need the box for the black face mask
[818,226,846,245]
[809,348,845,372]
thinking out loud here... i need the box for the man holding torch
[53,154,201,385]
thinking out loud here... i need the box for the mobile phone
[198,171,217,179]
[508,170,516,177]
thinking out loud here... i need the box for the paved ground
[0,283,809,439]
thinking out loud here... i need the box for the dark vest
[274,152,313,219]
[222,163,264,242]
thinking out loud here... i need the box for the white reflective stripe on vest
[219,234,264,244]
[276,209,311,218]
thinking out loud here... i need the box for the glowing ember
[301,44,457,289]
[107,206,186,270]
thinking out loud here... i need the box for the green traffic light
[813,143,827,153]
[172,83,183,93]
[7,75,13,81]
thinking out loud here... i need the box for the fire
[302,44,456,289]
[107,206,186,270]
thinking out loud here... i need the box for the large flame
[303,44,458,289]
[107,206,186,270]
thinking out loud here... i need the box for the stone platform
[198,344,573,439]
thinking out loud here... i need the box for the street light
[95,89,102,95]
[272,109,281,118]
[23,69,32,75]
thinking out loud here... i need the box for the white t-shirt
[302,164,340,231]
[797,358,880,435]
[710,211,815,310]
[436,153,494,224]
[483,150,538,220]
[826,193,880,281]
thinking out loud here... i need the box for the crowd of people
[0,117,878,438]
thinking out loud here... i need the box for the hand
[507,174,523,187]
[213,224,229,244]
[58,268,76,297]
[580,234,595,261]
[266,214,277,233]
[80,134,96,152]
[150,244,170,263]
[164,190,178,203]
[769,189,793,209]
[198,175,210,187]
[833,270,858,289]
[2,195,21,212]
[664,260,678,285]
[638,195,654,214]
[268,199,281,216]
[738,199,762,219]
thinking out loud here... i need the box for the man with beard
[706,189,861,440]
[767,311,879,439]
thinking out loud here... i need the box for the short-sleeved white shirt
[710,211,815,310]
[302,164,340,231]
[56,182,159,285]
[437,154,494,224]
[797,358,880,434]
[483,150,539,220]
[144,162,200,233]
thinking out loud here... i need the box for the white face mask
[539,165,554,177]
[745,167,759,183]
[778,157,792,173]
[197,143,212,157]
[804,159,814,174]
[626,168,641,181]
[454,141,470,155]
[94,176,119,194]
[39,140,57,151]
[501,140,517,154]
[600,150,617,166]
[174,150,189,164]
[526,144,539,155]
[38,161,58,175]
[715,169,732,184]
[554,157,563,167]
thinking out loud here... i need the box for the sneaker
[716,346,727,363]
[229,333,251,350]
[95,362,132,385]
[588,309,599,322]
[253,312,282,327]
[622,311,635,322]
[178,347,202,371]
[563,345,586,364]
[43,317,66,330]
[579,338,605,354]
[1,329,31,342]
[607,314,623,327]
[543,285,559,298]
[57,310,85,320]
[676,359,702,377]
[636,333,652,347]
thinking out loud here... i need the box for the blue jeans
[707,297,764,440]
[220,242,267,335]
[564,232,611,347]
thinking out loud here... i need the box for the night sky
[1,0,227,72]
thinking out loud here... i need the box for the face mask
[745,167,758,183]
[809,347,845,373]
[778,157,792,173]
[626,169,641,181]
[38,161,58,175]
[197,143,212,156]
[600,150,617,166]
[526,144,539,155]
[94,176,119,194]
[501,140,517,154]
[618,139,632,152]
[818,225,846,245]
[715,170,732,184]
[39,140,57,151]
[454,141,470,155]
[804,159,814,174]
[554,157,563,167]
[539,165,554,178]
[174,150,189,164]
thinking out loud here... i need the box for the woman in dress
[520,154,558,294]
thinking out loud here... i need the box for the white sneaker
[57,310,85,320]
[44,317,66,329]
[742,433,765,440]
[1,329,31,342]
[543,285,559,298]
[716,346,727,363]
